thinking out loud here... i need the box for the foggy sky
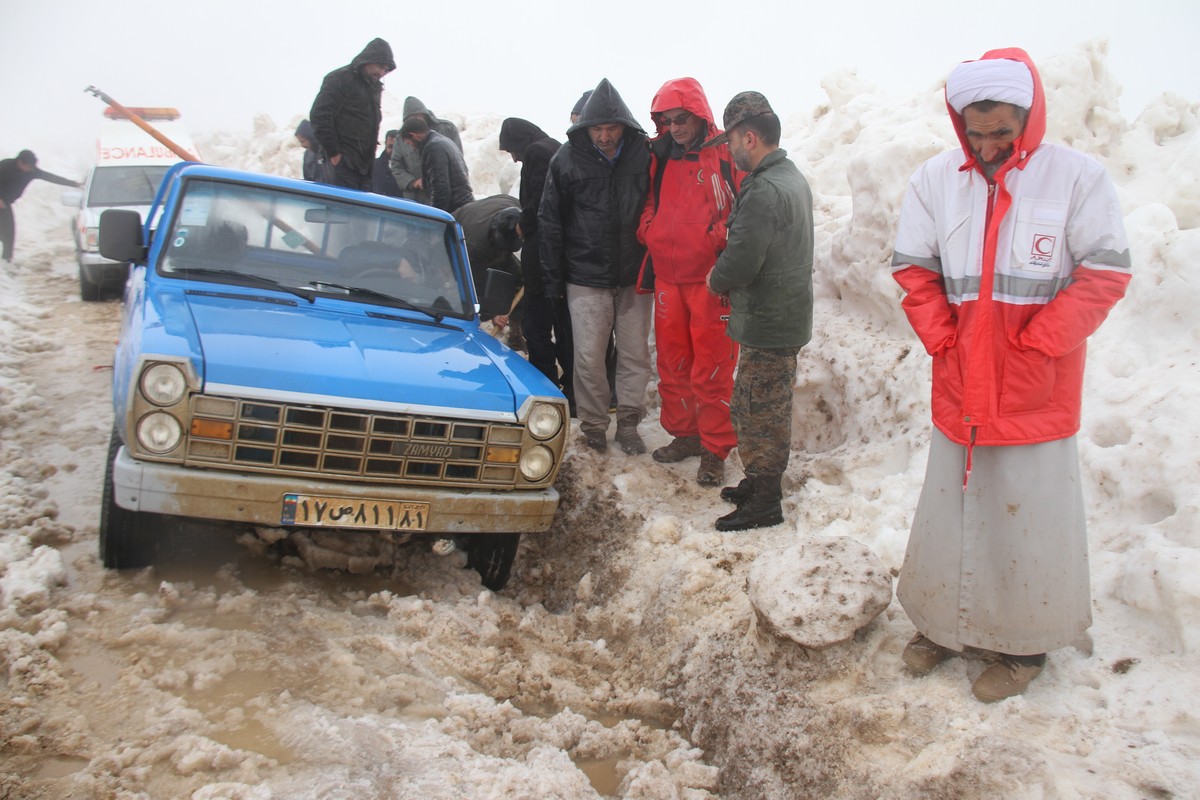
[2,0,1197,172]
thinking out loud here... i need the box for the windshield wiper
[307,281,444,321]
[173,267,316,302]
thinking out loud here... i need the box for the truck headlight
[526,403,564,441]
[140,363,188,406]
[137,412,183,453]
[518,445,554,481]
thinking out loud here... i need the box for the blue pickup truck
[97,163,568,589]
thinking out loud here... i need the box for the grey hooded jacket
[389,96,462,204]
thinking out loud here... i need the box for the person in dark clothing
[0,150,81,262]
[570,90,593,125]
[399,116,473,213]
[453,195,522,328]
[389,97,462,205]
[499,117,574,406]
[372,130,403,197]
[309,38,395,191]
[568,90,617,415]
[539,79,651,454]
[294,119,326,182]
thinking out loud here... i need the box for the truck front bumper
[111,447,560,534]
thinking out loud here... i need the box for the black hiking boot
[715,475,784,531]
[719,478,754,506]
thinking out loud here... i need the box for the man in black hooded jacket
[309,38,395,191]
[499,117,573,407]
[539,79,651,454]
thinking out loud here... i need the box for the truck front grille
[184,395,524,487]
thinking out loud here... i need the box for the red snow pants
[654,280,738,458]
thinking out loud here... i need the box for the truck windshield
[88,166,172,207]
[158,178,473,318]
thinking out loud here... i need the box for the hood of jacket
[566,79,644,146]
[648,77,717,141]
[403,96,441,123]
[295,119,316,141]
[947,47,1046,176]
[499,118,550,158]
[350,37,396,74]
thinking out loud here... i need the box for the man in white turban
[890,48,1132,702]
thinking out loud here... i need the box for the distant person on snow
[0,150,81,262]
[294,119,325,182]
[389,97,462,205]
[399,115,473,213]
[891,48,1132,702]
[372,129,404,197]
[309,38,395,191]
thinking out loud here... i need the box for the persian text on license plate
[281,493,429,531]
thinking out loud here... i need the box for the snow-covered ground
[1,41,1197,798]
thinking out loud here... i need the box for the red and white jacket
[637,77,742,289]
[892,47,1132,451]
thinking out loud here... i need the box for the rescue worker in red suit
[637,78,743,486]
[892,48,1131,702]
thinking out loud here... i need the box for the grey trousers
[566,284,652,432]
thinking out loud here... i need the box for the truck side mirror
[98,209,146,263]
[480,268,518,319]
[61,189,83,208]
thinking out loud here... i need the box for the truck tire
[99,427,159,568]
[79,264,101,302]
[466,533,521,591]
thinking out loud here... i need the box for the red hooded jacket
[891,48,1131,454]
[637,78,742,289]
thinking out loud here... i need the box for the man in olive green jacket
[704,92,814,531]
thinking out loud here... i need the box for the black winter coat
[418,131,473,213]
[538,79,650,297]
[0,159,77,204]
[309,38,395,176]
[452,194,521,294]
[499,118,560,295]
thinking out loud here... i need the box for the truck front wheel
[99,428,159,569]
[465,533,521,591]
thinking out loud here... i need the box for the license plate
[281,493,429,531]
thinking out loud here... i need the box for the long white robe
[897,429,1091,655]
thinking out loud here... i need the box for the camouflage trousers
[731,344,800,478]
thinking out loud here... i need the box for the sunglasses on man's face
[657,111,693,127]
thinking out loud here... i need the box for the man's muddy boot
[719,478,754,506]
[615,418,646,455]
[715,475,783,531]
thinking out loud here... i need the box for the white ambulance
[63,107,198,300]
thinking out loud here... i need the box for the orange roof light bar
[86,87,199,162]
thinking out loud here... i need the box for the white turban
[946,58,1034,114]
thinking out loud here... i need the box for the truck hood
[184,292,520,418]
